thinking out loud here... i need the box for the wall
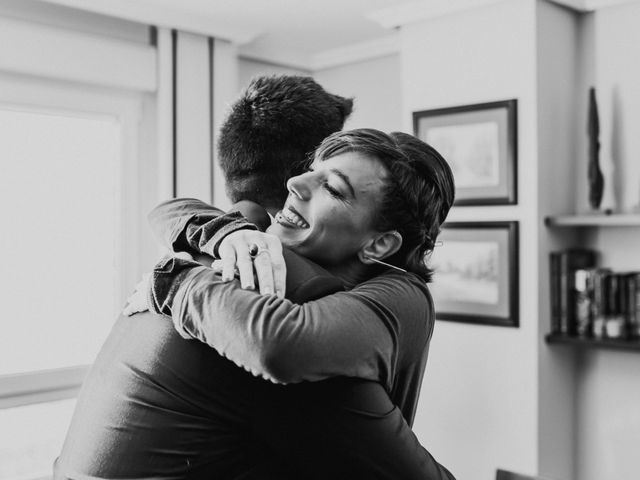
[535,3,583,479]
[399,2,540,479]
[238,57,310,91]
[574,4,640,479]
[314,54,403,131]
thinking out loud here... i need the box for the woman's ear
[359,231,403,264]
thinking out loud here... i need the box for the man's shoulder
[282,249,344,303]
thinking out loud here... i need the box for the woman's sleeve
[148,198,257,257]
[150,257,430,389]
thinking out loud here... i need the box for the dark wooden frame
[430,221,519,327]
[413,99,518,206]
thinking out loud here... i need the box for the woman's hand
[218,230,286,298]
[123,273,151,316]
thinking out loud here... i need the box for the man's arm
[148,198,258,257]
[149,256,431,391]
[256,378,456,480]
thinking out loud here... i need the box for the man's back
[56,248,342,479]
[56,311,278,478]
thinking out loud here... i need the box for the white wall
[314,55,403,132]
[400,2,540,479]
[574,5,640,479]
[238,57,310,91]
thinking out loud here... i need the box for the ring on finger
[248,244,269,258]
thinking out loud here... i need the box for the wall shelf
[545,333,640,352]
[545,213,640,227]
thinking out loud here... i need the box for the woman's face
[267,151,388,265]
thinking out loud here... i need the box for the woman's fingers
[273,259,286,298]
[217,230,286,297]
[265,237,286,298]
[253,248,274,295]
[235,244,255,290]
[219,244,237,283]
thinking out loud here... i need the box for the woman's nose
[286,173,311,200]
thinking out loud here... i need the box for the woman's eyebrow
[329,168,355,197]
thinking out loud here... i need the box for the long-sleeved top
[149,198,435,425]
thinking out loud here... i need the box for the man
[55,75,455,479]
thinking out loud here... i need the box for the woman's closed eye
[322,181,345,200]
[306,167,345,200]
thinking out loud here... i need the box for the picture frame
[413,99,517,206]
[428,221,519,327]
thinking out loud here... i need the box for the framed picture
[428,221,519,327]
[413,99,517,206]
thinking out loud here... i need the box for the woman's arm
[150,256,432,389]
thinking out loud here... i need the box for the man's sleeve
[148,198,257,257]
[255,379,457,480]
[149,257,431,391]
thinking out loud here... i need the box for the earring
[364,256,407,273]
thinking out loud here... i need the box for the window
[0,108,122,376]
[0,74,152,479]
[0,105,128,479]
[0,11,159,478]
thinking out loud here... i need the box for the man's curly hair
[218,75,353,209]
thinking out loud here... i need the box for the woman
[132,128,454,424]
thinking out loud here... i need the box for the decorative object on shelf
[413,99,517,206]
[428,221,519,327]
[587,87,604,210]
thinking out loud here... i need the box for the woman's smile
[274,203,310,229]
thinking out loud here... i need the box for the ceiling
[146,0,411,54]
[40,0,421,69]
[39,0,636,69]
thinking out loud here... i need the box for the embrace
[55,75,457,479]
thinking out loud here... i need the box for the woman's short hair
[314,128,455,282]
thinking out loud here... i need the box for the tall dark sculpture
[588,87,604,210]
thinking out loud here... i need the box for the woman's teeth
[276,208,309,228]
